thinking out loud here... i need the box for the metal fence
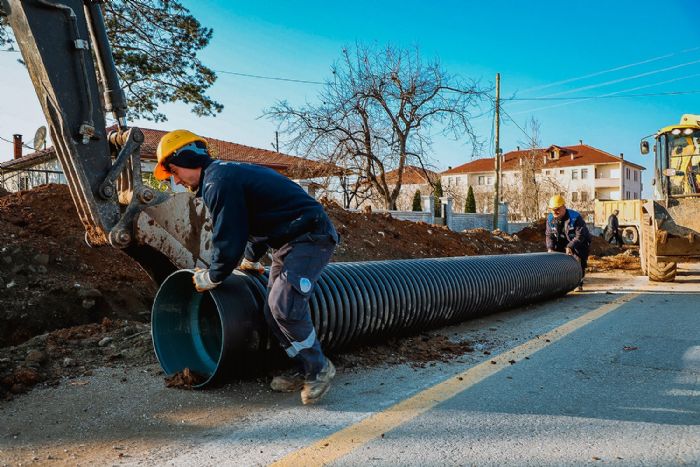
[0,167,66,192]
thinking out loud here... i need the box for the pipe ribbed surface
[152,253,582,386]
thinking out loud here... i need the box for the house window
[581,191,588,202]
[19,175,29,191]
[559,169,565,175]
[634,192,638,199]
[478,176,485,185]
[572,192,579,202]
[545,170,551,175]
[633,170,638,182]
[581,168,588,179]
[486,176,494,185]
[455,176,461,186]
[626,191,630,199]
[626,168,631,179]
[572,169,579,180]
[447,177,452,187]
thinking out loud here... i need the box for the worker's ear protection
[166,142,210,171]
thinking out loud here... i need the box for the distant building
[364,165,440,211]
[440,143,645,220]
[0,127,339,194]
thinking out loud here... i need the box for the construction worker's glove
[565,247,573,256]
[238,258,265,275]
[547,249,554,253]
[192,269,221,292]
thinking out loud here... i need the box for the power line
[499,106,538,148]
[214,69,324,85]
[0,135,37,151]
[506,88,700,101]
[519,46,700,94]
[539,58,700,98]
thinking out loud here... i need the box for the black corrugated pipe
[151,253,582,387]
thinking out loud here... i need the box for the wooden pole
[492,73,501,230]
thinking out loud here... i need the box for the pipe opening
[151,271,223,385]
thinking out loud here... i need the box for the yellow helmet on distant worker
[154,130,208,180]
[548,194,566,210]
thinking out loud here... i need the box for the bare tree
[501,117,564,221]
[265,43,488,210]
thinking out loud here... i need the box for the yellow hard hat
[154,129,208,180]
[548,194,566,209]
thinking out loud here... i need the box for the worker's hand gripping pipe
[151,253,583,388]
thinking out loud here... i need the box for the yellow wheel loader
[639,114,700,282]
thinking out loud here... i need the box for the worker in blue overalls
[545,195,591,291]
[154,130,338,405]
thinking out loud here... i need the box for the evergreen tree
[433,180,443,215]
[412,190,422,211]
[1,0,222,122]
[465,186,476,213]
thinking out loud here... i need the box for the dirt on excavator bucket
[652,198,700,259]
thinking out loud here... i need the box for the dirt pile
[333,333,479,369]
[1,318,154,398]
[0,184,156,348]
[588,248,641,273]
[322,200,543,261]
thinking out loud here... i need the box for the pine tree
[412,190,422,211]
[433,180,443,215]
[465,186,476,213]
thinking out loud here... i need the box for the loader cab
[642,124,700,200]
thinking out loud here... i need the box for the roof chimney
[620,152,624,159]
[579,139,583,145]
[517,145,520,151]
[13,134,22,160]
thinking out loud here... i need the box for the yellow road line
[271,293,639,467]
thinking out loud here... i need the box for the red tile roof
[2,127,340,178]
[136,128,339,178]
[384,165,439,185]
[0,149,55,170]
[441,144,645,175]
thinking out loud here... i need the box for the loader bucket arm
[2,0,211,283]
[3,0,123,243]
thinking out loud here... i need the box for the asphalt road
[1,267,699,466]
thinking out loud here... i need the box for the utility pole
[492,73,501,230]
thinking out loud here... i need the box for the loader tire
[641,213,676,282]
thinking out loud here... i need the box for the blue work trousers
[264,230,337,378]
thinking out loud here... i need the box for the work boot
[301,359,335,405]
[577,280,584,292]
[270,370,305,393]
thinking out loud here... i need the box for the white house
[441,143,645,219]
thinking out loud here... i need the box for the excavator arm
[1,0,212,282]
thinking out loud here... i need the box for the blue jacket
[197,160,334,282]
[545,208,591,258]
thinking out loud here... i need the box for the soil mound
[321,199,542,261]
[0,184,156,348]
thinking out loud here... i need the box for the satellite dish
[33,126,47,151]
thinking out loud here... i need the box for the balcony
[594,177,620,188]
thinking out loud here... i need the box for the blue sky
[2,1,700,197]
